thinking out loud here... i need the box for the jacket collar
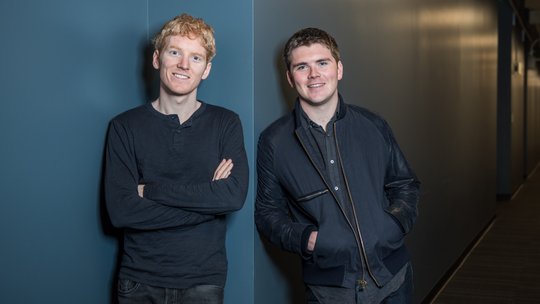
[293,94,347,130]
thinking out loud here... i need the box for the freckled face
[286,43,343,108]
[153,35,212,98]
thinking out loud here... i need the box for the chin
[305,98,330,107]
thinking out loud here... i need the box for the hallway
[432,167,540,303]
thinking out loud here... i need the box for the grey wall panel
[511,29,526,191]
[498,0,514,197]
[527,69,540,174]
[498,0,529,198]
[254,0,498,303]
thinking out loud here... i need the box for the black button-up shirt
[301,111,355,223]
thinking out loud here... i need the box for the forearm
[143,161,248,215]
[384,138,421,233]
[106,190,214,230]
[254,136,312,255]
[255,199,311,255]
[105,161,215,230]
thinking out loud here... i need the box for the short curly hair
[283,27,340,70]
[152,13,216,62]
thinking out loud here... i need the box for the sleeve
[254,132,314,257]
[381,119,421,234]
[104,119,214,230]
[142,115,249,215]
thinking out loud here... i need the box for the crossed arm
[139,117,249,215]
[106,115,249,231]
[105,120,217,231]
[137,158,234,197]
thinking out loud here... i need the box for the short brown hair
[283,27,340,70]
[152,13,216,61]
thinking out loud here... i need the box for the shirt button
[330,160,335,164]
[334,186,339,191]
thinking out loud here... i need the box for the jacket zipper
[295,127,380,288]
[297,189,330,202]
[333,124,381,288]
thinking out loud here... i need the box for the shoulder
[259,112,295,144]
[345,104,391,131]
[344,104,398,148]
[110,104,149,125]
[200,103,245,140]
[346,104,385,122]
[203,103,240,121]
[107,104,155,140]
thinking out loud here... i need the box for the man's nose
[177,57,189,69]
[308,67,319,78]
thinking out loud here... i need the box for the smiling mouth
[307,83,324,88]
[173,73,189,79]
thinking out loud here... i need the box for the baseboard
[526,162,540,179]
[497,183,524,202]
[422,216,497,304]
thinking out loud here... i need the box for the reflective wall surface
[254,1,498,302]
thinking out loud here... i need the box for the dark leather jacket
[255,95,420,288]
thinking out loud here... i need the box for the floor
[432,169,540,303]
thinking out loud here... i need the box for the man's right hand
[307,231,318,252]
[212,159,234,181]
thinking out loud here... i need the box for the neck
[300,99,338,131]
[153,94,201,124]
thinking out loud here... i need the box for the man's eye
[296,65,307,71]
[192,56,202,62]
[318,61,328,66]
[169,50,179,56]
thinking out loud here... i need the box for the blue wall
[0,1,253,303]
[0,0,147,302]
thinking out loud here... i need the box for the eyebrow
[291,57,332,69]
[166,45,206,59]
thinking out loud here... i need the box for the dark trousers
[306,263,413,304]
[117,279,224,304]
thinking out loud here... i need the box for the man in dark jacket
[255,27,420,303]
[105,13,248,304]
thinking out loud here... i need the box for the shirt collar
[296,95,344,130]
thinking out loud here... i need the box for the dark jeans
[306,263,413,304]
[382,264,413,304]
[117,279,224,304]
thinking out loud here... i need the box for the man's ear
[152,50,160,70]
[286,70,294,88]
[201,62,212,80]
[337,60,343,81]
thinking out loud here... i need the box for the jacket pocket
[381,208,406,248]
[309,224,356,269]
[297,189,329,203]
